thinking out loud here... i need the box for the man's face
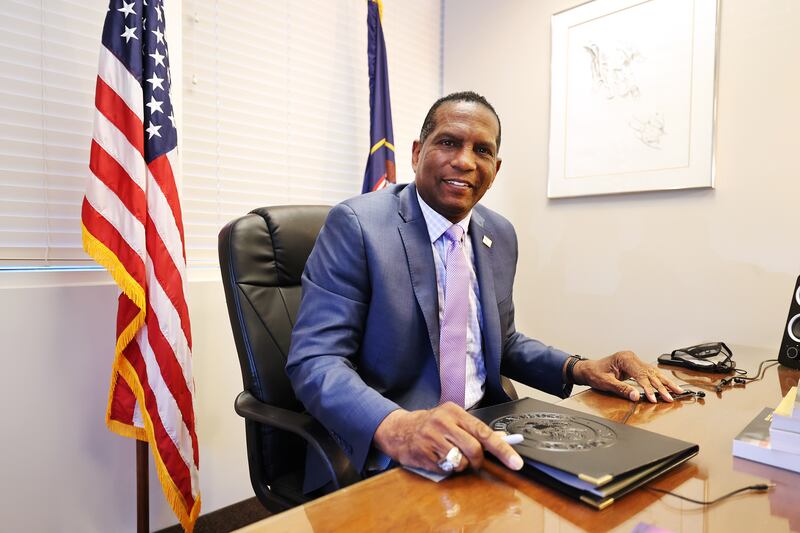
[412,101,502,224]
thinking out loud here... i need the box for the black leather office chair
[219,204,519,512]
[218,205,359,513]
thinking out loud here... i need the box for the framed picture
[547,0,719,198]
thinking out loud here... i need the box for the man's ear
[488,158,502,188]
[411,140,421,172]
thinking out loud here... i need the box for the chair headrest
[221,205,331,287]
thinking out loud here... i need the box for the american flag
[361,0,396,193]
[81,0,200,530]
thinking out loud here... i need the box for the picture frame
[547,0,719,198]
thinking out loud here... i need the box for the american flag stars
[117,1,136,18]
[120,25,137,43]
[146,95,163,115]
[151,26,164,44]
[146,72,164,91]
[146,121,162,139]
[104,0,176,161]
[149,48,165,67]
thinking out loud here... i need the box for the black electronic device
[628,382,705,401]
[657,342,735,373]
[778,275,800,369]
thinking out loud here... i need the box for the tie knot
[445,225,464,244]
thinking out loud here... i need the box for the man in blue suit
[287,92,682,489]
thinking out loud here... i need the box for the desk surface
[240,346,800,532]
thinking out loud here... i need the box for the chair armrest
[500,375,519,401]
[234,391,360,489]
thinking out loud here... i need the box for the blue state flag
[362,0,396,193]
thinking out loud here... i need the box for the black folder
[472,397,699,509]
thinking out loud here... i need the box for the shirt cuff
[363,446,393,475]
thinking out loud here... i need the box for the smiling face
[412,100,502,224]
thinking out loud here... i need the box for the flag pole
[137,440,149,533]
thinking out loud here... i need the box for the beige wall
[443,0,800,371]
[0,276,250,532]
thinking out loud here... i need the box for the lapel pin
[482,235,493,248]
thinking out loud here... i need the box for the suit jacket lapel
[470,210,502,386]
[397,184,441,362]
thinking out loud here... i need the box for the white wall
[0,274,249,532]
[443,0,800,374]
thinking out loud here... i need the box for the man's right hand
[372,402,524,473]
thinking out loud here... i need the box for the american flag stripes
[361,0,396,193]
[81,1,200,530]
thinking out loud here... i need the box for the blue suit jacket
[286,183,570,489]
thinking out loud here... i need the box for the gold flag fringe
[82,224,146,311]
[118,357,201,533]
[83,224,200,532]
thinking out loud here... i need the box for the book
[769,425,800,454]
[471,397,699,509]
[771,386,800,433]
[732,407,800,474]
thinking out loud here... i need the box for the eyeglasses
[669,342,735,373]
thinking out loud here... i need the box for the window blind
[182,0,442,265]
[0,0,442,268]
[0,0,107,265]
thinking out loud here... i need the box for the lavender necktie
[439,225,469,407]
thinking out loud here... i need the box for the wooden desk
[239,346,800,532]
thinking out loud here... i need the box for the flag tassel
[117,356,202,533]
[81,224,146,312]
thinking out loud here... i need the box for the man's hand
[571,351,684,403]
[372,402,524,473]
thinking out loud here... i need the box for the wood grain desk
[239,346,800,532]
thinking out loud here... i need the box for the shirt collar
[416,191,472,244]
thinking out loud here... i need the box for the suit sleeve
[286,203,399,473]
[496,227,573,397]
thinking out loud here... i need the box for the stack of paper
[770,386,800,453]
[732,387,800,473]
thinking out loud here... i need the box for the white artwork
[548,0,719,198]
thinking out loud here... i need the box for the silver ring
[437,446,463,472]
